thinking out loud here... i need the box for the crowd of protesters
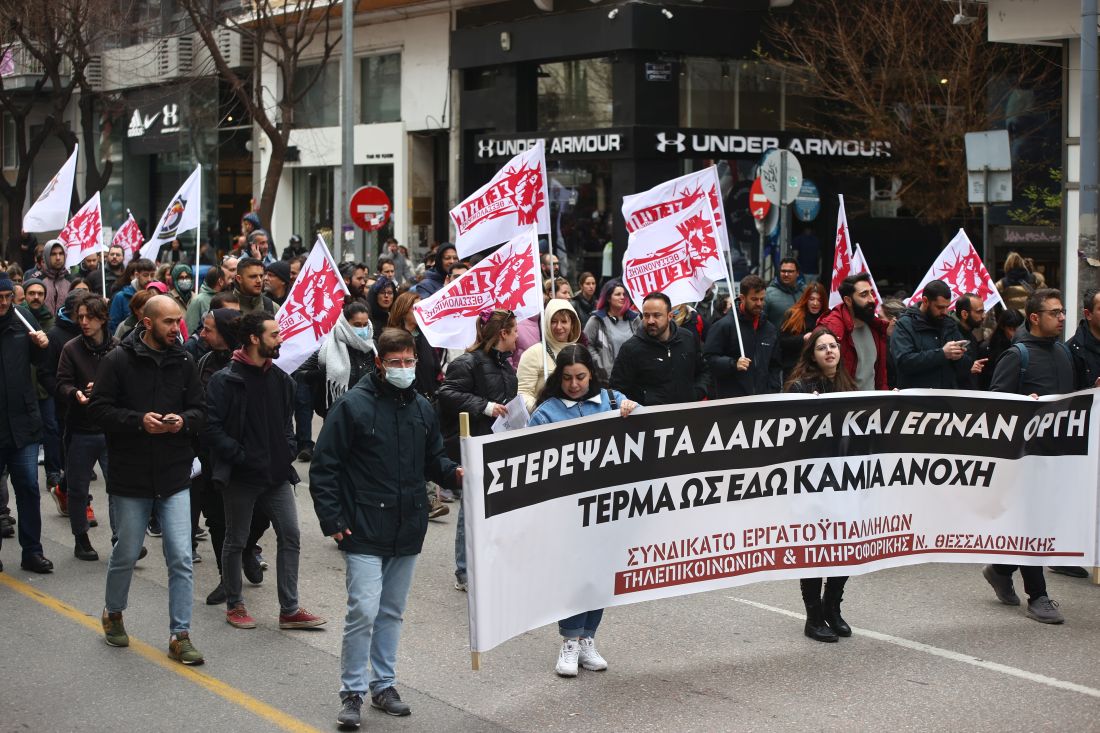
[2,227,1098,729]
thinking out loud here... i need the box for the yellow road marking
[0,572,324,733]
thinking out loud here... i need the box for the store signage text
[477,133,623,160]
[127,103,182,138]
[654,130,892,159]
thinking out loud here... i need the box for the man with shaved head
[89,294,207,665]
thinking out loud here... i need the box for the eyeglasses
[814,342,839,352]
[779,269,798,275]
[1038,308,1066,317]
[382,357,418,368]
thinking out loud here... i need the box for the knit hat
[21,277,44,292]
[265,260,292,285]
[242,212,262,229]
[0,275,13,293]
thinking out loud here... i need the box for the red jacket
[816,304,889,390]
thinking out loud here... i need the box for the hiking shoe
[206,583,227,606]
[337,694,363,728]
[279,607,327,629]
[86,503,98,527]
[168,632,204,665]
[555,639,580,677]
[48,484,68,516]
[578,637,608,671]
[982,565,1020,606]
[243,550,264,584]
[1026,595,1064,624]
[428,498,449,519]
[226,604,257,629]
[371,686,411,716]
[1050,566,1089,579]
[101,609,129,647]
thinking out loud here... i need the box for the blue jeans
[0,442,43,560]
[294,376,313,451]
[37,397,62,484]
[105,489,193,635]
[454,500,466,583]
[559,610,603,639]
[65,432,108,536]
[340,553,417,698]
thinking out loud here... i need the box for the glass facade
[293,63,340,128]
[537,58,613,131]
[361,53,401,124]
[679,58,817,130]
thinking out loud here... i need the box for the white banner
[142,165,201,260]
[273,237,349,374]
[460,389,1100,653]
[59,192,104,268]
[414,227,542,349]
[621,198,728,306]
[621,165,731,253]
[23,144,78,233]
[907,229,1006,311]
[450,140,550,258]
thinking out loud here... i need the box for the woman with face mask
[516,299,583,413]
[297,303,377,418]
[169,263,194,309]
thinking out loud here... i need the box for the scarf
[318,316,377,405]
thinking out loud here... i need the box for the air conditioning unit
[83,55,103,91]
[216,28,255,69]
[157,35,194,80]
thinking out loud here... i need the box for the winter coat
[437,348,517,461]
[610,322,711,406]
[309,373,458,557]
[703,308,782,398]
[108,284,136,334]
[87,327,205,499]
[516,299,582,412]
[0,306,47,449]
[571,294,596,327]
[990,328,1075,396]
[28,262,71,315]
[996,268,1037,314]
[236,289,276,316]
[583,309,640,379]
[817,303,889,390]
[297,346,376,417]
[527,388,627,427]
[1069,320,1100,389]
[890,306,972,389]
[184,282,218,334]
[55,332,118,434]
[778,311,820,377]
[764,280,804,329]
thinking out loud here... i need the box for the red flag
[621,166,730,254]
[828,194,856,309]
[907,229,1005,310]
[414,227,541,349]
[59,192,104,268]
[112,211,145,258]
[272,236,349,374]
[449,140,550,258]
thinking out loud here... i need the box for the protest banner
[24,144,77,233]
[272,236,348,374]
[460,389,1100,654]
[908,229,1006,310]
[58,192,104,268]
[621,166,731,253]
[142,165,201,261]
[112,211,145,258]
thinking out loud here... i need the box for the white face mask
[384,366,416,390]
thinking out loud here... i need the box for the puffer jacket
[437,348,517,461]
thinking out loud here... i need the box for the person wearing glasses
[764,257,805,329]
[889,279,980,390]
[983,288,1075,623]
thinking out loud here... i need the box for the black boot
[74,532,99,561]
[823,580,852,637]
[803,599,838,643]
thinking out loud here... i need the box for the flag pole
[195,166,202,278]
[532,228,548,382]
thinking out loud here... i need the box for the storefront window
[537,58,613,131]
[361,53,401,124]
[546,159,612,279]
[679,58,784,129]
[293,64,340,128]
[293,167,334,248]
[2,113,14,169]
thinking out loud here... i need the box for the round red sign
[749,177,771,221]
[348,186,391,232]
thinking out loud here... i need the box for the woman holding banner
[528,344,636,677]
[582,280,638,379]
[784,327,857,643]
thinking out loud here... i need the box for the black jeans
[64,432,108,536]
[221,481,300,615]
[200,472,267,575]
[992,564,1047,600]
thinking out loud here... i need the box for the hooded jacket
[169,264,193,309]
[517,299,582,411]
[703,307,783,398]
[55,330,117,434]
[1069,319,1100,389]
[184,281,219,334]
[610,321,711,406]
[764,278,805,329]
[108,283,136,334]
[309,372,457,557]
[412,244,456,299]
[367,277,396,336]
[583,307,639,379]
[817,303,889,390]
[29,243,72,315]
[890,305,972,389]
[989,327,1075,396]
[0,305,46,449]
[87,327,205,498]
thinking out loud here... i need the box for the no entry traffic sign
[349,186,391,232]
[750,177,771,221]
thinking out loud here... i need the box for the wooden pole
[459,411,481,671]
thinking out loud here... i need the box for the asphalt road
[2,450,1099,733]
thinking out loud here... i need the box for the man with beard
[890,279,978,390]
[704,274,783,398]
[28,239,72,316]
[22,278,54,333]
[103,245,127,295]
[89,295,206,664]
[234,257,276,315]
[953,292,991,389]
[204,311,325,632]
[339,262,369,305]
[818,272,890,390]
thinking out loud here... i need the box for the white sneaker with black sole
[555,639,579,677]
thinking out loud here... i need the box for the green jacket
[184,283,218,334]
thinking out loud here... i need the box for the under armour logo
[477,139,495,158]
[656,132,686,153]
[163,103,180,128]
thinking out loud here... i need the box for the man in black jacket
[310,328,460,728]
[89,295,207,664]
[1069,286,1100,389]
[0,275,52,573]
[982,288,1074,622]
[702,275,781,398]
[890,280,978,389]
[611,292,711,405]
[204,311,325,632]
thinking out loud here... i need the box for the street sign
[749,177,771,221]
[964,130,1012,204]
[793,180,821,222]
[349,185,391,232]
[759,149,802,206]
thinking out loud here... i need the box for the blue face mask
[384,366,416,390]
[352,325,372,342]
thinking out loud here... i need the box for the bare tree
[177,0,340,228]
[765,1,1059,229]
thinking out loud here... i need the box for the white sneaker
[577,637,608,671]
[555,639,579,677]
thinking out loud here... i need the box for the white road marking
[729,597,1100,699]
